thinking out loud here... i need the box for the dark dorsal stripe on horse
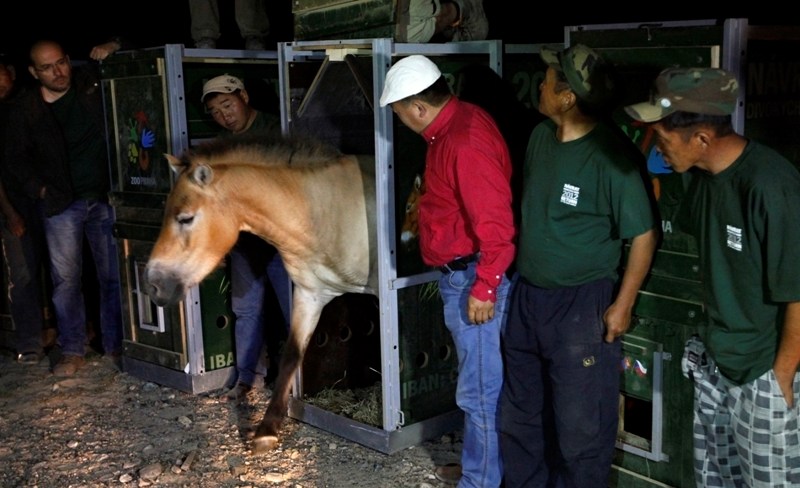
[185,131,344,170]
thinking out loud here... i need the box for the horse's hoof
[252,435,279,454]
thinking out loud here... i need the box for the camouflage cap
[624,67,739,123]
[540,43,615,104]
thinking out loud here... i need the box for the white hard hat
[379,55,442,107]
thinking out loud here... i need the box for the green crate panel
[398,284,458,425]
[293,0,396,40]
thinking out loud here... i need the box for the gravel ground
[0,349,464,488]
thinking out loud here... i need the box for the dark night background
[0,2,793,81]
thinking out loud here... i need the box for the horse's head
[400,173,424,250]
[144,154,241,307]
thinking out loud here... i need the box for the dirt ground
[0,348,465,488]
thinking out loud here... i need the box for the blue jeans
[499,277,621,488]
[42,199,122,357]
[438,262,512,488]
[230,233,291,387]
[1,197,47,355]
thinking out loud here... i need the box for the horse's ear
[414,174,422,190]
[165,154,182,174]
[190,165,214,187]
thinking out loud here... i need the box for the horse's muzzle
[143,266,187,307]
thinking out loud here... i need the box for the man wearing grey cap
[380,55,516,487]
[626,67,800,488]
[499,44,658,488]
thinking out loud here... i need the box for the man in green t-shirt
[499,44,658,488]
[626,67,800,488]
[201,75,290,403]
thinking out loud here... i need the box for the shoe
[244,36,266,50]
[194,38,216,49]
[17,351,43,365]
[53,355,86,377]
[221,382,252,402]
[434,463,462,484]
[451,0,488,41]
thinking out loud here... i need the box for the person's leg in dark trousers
[549,279,619,488]
[499,277,552,487]
[501,278,620,488]
[2,197,46,358]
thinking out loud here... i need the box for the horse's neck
[228,166,293,233]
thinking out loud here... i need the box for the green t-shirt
[218,110,281,138]
[518,119,655,288]
[248,110,280,134]
[679,141,800,384]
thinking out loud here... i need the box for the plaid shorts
[683,339,800,487]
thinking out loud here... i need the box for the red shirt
[418,97,516,302]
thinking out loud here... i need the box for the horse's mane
[183,130,344,168]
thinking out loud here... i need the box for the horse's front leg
[252,286,332,454]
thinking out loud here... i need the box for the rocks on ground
[0,350,463,487]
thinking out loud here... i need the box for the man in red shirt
[380,55,516,487]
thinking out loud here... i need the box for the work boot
[244,36,266,50]
[451,0,488,41]
[221,382,253,403]
[194,38,216,49]
[53,355,86,377]
[434,463,462,484]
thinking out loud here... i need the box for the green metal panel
[618,320,698,488]
[119,239,186,369]
[621,336,658,402]
[398,284,458,424]
[744,38,800,168]
[199,267,235,372]
[648,250,701,283]
[293,0,397,40]
[572,25,725,50]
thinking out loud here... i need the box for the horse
[400,173,424,250]
[143,133,377,454]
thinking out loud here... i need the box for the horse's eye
[176,213,194,226]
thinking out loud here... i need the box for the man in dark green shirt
[626,67,800,488]
[500,44,658,488]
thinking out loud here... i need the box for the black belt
[438,253,479,273]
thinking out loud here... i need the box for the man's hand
[5,211,25,237]
[89,40,121,61]
[468,295,495,325]
[603,301,632,343]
